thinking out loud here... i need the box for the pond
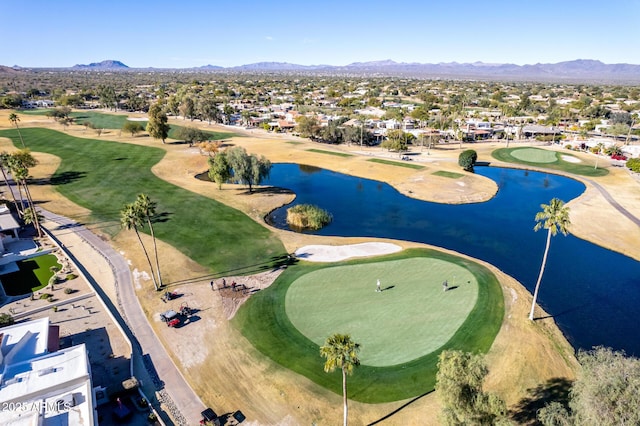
[264,163,640,355]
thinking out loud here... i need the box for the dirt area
[3,110,639,424]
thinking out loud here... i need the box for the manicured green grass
[0,254,60,296]
[509,148,558,163]
[0,128,286,276]
[17,110,236,140]
[492,147,609,177]
[432,170,464,179]
[286,258,477,366]
[307,149,353,157]
[234,248,504,403]
[71,111,134,129]
[17,109,54,115]
[367,158,425,170]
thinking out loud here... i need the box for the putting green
[510,148,558,163]
[286,258,477,366]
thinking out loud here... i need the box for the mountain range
[6,59,640,83]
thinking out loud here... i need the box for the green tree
[8,113,26,148]
[320,334,360,426]
[8,150,42,237]
[147,103,170,144]
[436,350,509,425]
[0,312,14,328]
[226,147,271,193]
[179,96,196,120]
[381,129,409,156]
[538,347,640,426]
[295,115,320,138]
[22,206,44,231]
[458,149,478,172]
[175,126,208,147]
[122,121,145,137]
[208,150,231,190]
[198,97,220,124]
[120,202,159,291]
[134,194,162,288]
[529,198,570,320]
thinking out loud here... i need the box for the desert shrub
[286,204,332,230]
[458,149,478,172]
[66,273,78,281]
[0,313,14,328]
[565,144,573,150]
[64,288,74,294]
[39,293,52,300]
[627,158,640,173]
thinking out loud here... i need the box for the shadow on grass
[48,171,88,186]
[509,377,573,425]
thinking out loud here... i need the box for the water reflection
[264,163,640,355]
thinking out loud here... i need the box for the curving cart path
[42,210,205,426]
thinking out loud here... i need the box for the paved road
[42,210,206,426]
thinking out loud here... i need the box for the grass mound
[492,147,609,177]
[234,248,503,403]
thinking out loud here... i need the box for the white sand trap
[561,155,581,163]
[294,242,402,262]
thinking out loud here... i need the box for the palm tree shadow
[367,390,433,425]
[534,302,590,321]
[381,285,395,292]
[509,377,573,424]
[151,212,172,224]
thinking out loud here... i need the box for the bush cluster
[627,158,640,172]
[458,149,478,171]
[286,204,332,230]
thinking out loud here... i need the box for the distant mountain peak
[72,60,129,69]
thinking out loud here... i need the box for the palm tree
[8,113,26,148]
[320,333,360,426]
[134,194,162,288]
[529,198,571,320]
[120,203,159,291]
[0,152,21,213]
[8,151,42,236]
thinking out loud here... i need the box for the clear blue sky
[2,0,639,68]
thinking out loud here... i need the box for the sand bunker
[294,242,402,262]
[561,155,581,163]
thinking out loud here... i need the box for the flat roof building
[0,317,96,425]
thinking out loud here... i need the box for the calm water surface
[265,163,640,355]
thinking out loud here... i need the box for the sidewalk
[42,211,206,426]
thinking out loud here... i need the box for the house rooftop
[0,318,95,426]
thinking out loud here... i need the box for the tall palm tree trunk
[14,179,26,214]
[147,218,162,288]
[0,167,21,212]
[22,181,42,237]
[15,125,25,148]
[529,229,552,320]
[134,229,159,291]
[342,367,348,426]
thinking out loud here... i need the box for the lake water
[264,163,640,355]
